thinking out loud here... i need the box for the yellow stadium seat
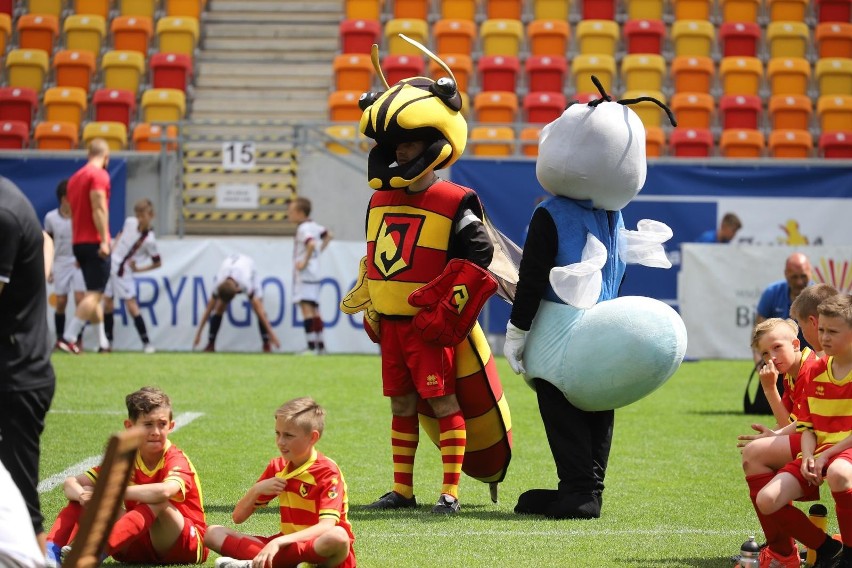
[766,22,810,59]
[17,13,59,54]
[469,126,515,156]
[768,94,812,130]
[720,0,760,22]
[816,23,852,59]
[670,20,715,58]
[719,56,764,96]
[345,0,382,20]
[621,90,667,127]
[166,0,204,18]
[5,49,50,91]
[576,19,619,56]
[815,58,852,97]
[28,0,63,19]
[669,92,715,129]
[140,88,186,122]
[527,19,570,57]
[429,54,472,93]
[384,19,428,56]
[74,0,111,18]
[626,0,664,20]
[34,121,79,150]
[768,129,813,158]
[473,91,518,123]
[533,0,570,20]
[519,126,541,156]
[621,54,666,92]
[767,0,809,21]
[670,55,715,93]
[767,57,811,97]
[132,122,178,151]
[83,121,128,150]
[719,128,764,158]
[120,0,158,18]
[323,124,367,154]
[572,54,616,94]
[328,90,363,122]
[63,14,106,57]
[645,125,665,157]
[43,87,88,127]
[111,15,154,54]
[480,19,524,57]
[0,13,10,55]
[102,50,146,92]
[155,16,199,57]
[672,0,711,20]
[434,19,477,56]
[440,0,476,20]
[333,53,374,92]
[817,94,852,133]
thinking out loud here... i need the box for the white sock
[96,323,109,349]
[63,318,85,343]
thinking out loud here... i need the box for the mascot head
[535,77,677,211]
[358,35,467,190]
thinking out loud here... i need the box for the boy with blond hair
[45,387,207,565]
[208,397,355,568]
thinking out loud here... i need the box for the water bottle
[806,504,829,566]
[738,536,761,567]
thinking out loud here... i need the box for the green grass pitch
[40,354,832,567]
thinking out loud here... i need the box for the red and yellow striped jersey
[796,357,852,455]
[785,347,817,420]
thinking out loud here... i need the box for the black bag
[743,362,785,415]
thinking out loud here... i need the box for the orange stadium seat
[623,19,665,55]
[28,0,63,19]
[434,19,477,56]
[719,56,763,96]
[17,14,59,54]
[165,0,204,19]
[533,0,570,20]
[645,126,665,157]
[719,22,760,58]
[527,19,570,57]
[43,87,88,128]
[767,57,811,97]
[478,55,520,92]
[345,0,382,20]
[440,0,477,20]
[393,0,429,19]
[671,56,715,93]
[626,0,664,19]
[339,20,382,55]
[34,121,79,150]
[486,0,523,20]
[766,22,810,59]
[473,91,518,123]
[111,16,154,54]
[621,90,667,127]
[671,20,715,58]
[480,19,524,57]
[519,126,541,156]
[0,87,38,126]
[670,127,714,157]
[140,88,186,122]
[156,16,199,57]
[525,55,567,93]
[5,49,50,92]
[768,129,813,158]
[621,54,666,92]
[382,55,424,86]
[572,54,616,94]
[815,23,852,59]
[768,94,813,130]
[720,128,764,157]
[0,120,31,149]
[74,0,112,18]
[83,121,128,150]
[0,13,10,55]
[151,52,193,91]
[815,58,852,97]
[429,54,472,93]
[672,0,712,20]
[121,0,158,18]
[468,126,515,156]
[720,0,760,22]
[819,131,852,158]
[132,122,178,151]
[670,92,714,129]
[816,0,851,23]
[63,15,106,57]
[384,19,429,56]
[92,88,137,128]
[53,50,96,92]
[102,50,146,93]
[328,91,363,122]
[523,92,566,124]
[817,95,852,133]
[333,53,374,92]
[581,0,616,19]
[576,20,619,56]
[767,0,809,21]
[719,94,762,129]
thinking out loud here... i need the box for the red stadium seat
[92,89,137,129]
[525,55,567,93]
[816,0,852,23]
[523,92,566,124]
[0,120,30,149]
[670,128,714,157]
[719,94,762,129]
[339,19,382,55]
[151,53,193,92]
[382,55,425,86]
[719,22,761,58]
[0,87,38,127]
[478,55,520,92]
[623,19,665,55]
[582,0,616,19]
[819,131,852,158]
[0,0,11,17]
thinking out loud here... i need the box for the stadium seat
[581,0,616,19]
[53,50,96,93]
[533,0,569,20]
[527,19,570,57]
[393,0,429,20]
[719,56,764,96]
[623,19,665,55]
[63,15,106,57]
[768,129,813,158]
[433,19,477,56]
[0,120,31,150]
[345,0,382,20]
[34,121,79,150]
[17,14,59,54]
[486,0,523,19]
[102,50,146,93]
[458,91,471,119]
[82,121,128,150]
[670,55,714,93]
[719,22,761,58]
[5,49,50,92]
[43,87,88,128]
[719,128,765,158]
[74,0,111,18]
[669,92,714,129]
[339,20,382,55]
[0,0,10,16]
[626,0,664,19]
[571,92,600,104]
[150,52,193,91]
[28,0,63,19]
[620,54,666,92]
[819,131,852,158]
[720,0,760,22]
[440,0,477,20]
[671,20,715,58]
[92,88,137,128]
[672,0,711,20]
[478,55,520,92]
[525,55,567,93]
[572,54,616,94]
[817,94,852,133]
[815,58,852,97]
[121,0,157,18]
[767,57,811,97]
[333,53,374,92]
[768,94,813,130]
[766,22,810,59]
[111,16,154,54]
[140,88,186,122]
[384,19,429,56]
[719,94,762,129]
[0,13,10,55]
[132,122,179,151]
[324,124,365,154]
[645,126,665,157]
[468,126,515,156]
[429,54,472,93]
[670,127,714,157]
[519,126,541,156]
[816,0,851,23]
[576,20,619,56]
[621,90,667,127]
[767,0,809,21]
[328,91,363,122]
[155,16,199,57]
[382,55,425,86]
[815,23,852,59]
[473,91,518,123]
[0,87,38,126]
[165,0,204,19]
[523,92,566,123]
[480,19,524,57]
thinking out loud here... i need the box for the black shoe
[431,494,460,514]
[515,488,558,515]
[543,493,601,520]
[814,537,843,568]
[365,491,416,510]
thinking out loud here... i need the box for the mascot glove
[618,219,673,268]
[503,321,527,375]
[340,256,381,342]
[408,259,498,346]
[549,233,607,309]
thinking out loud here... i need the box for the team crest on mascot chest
[374,213,424,279]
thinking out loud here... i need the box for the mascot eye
[430,77,457,100]
[359,91,384,111]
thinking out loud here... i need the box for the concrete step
[203,11,341,24]
[203,23,338,39]
[202,37,337,52]
[196,74,330,89]
[198,61,331,77]
[209,0,341,13]
[194,87,328,100]
[192,109,327,121]
[198,49,336,63]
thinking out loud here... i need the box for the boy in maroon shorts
[45,387,207,565]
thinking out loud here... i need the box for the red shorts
[379,318,455,399]
[789,433,802,457]
[112,517,207,564]
[235,534,356,568]
[779,448,852,501]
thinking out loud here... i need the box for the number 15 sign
[222,141,256,170]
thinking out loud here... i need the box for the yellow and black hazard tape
[183,182,296,191]
[183,196,292,206]
[184,211,290,222]
[183,150,299,160]
[183,165,298,175]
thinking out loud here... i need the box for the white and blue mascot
[503,78,688,519]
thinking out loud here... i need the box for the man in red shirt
[57,138,112,354]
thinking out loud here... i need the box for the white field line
[368,528,748,538]
[38,412,204,494]
[48,409,125,415]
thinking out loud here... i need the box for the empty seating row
[0,119,177,151]
[13,0,206,20]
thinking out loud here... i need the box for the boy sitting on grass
[207,397,355,568]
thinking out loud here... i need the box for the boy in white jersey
[287,197,333,355]
[102,199,161,353]
[193,253,281,353]
[43,180,86,348]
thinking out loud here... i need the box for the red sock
[391,415,419,499]
[46,502,83,546]
[221,535,263,560]
[746,473,795,555]
[768,503,831,550]
[106,506,157,554]
[271,541,326,567]
[833,488,852,546]
[438,411,466,499]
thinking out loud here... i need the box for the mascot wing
[618,219,673,268]
[548,233,607,309]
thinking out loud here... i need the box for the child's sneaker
[45,541,62,568]
[757,544,800,568]
[215,557,252,568]
[365,491,416,509]
[143,344,156,354]
[56,339,81,354]
[813,537,843,568]
[431,494,460,515]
